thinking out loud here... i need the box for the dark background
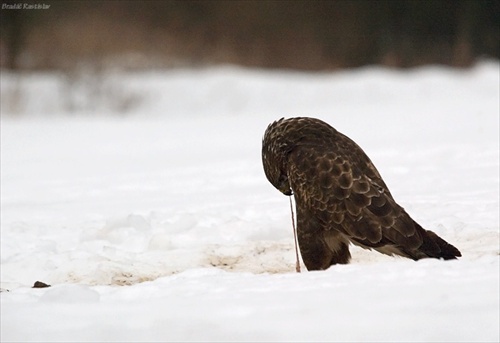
[1,0,499,71]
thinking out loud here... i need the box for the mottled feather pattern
[262,117,461,270]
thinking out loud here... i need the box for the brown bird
[262,117,461,270]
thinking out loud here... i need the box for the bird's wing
[288,142,424,253]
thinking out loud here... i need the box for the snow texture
[1,61,499,342]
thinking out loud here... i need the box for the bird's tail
[414,222,462,260]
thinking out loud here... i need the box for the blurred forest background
[1,0,499,71]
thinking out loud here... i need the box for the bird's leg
[295,208,338,270]
[322,230,352,265]
[297,233,337,270]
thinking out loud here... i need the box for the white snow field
[1,61,499,342]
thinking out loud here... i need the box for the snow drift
[1,61,499,342]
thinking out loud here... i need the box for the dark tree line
[1,0,498,70]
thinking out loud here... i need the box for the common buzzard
[262,117,461,270]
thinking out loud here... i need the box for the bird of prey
[262,117,461,270]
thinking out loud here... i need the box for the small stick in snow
[289,196,301,273]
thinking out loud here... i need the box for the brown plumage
[262,117,461,271]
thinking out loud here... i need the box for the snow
[1,61,499,342]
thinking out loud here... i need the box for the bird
[262,117,461,271]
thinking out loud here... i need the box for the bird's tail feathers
[415,222,462,260]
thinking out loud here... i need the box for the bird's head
[262,118,293,196]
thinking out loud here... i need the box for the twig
[289,196,301,273]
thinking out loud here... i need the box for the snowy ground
[1,61,499,342]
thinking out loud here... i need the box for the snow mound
[1,62,499,342]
